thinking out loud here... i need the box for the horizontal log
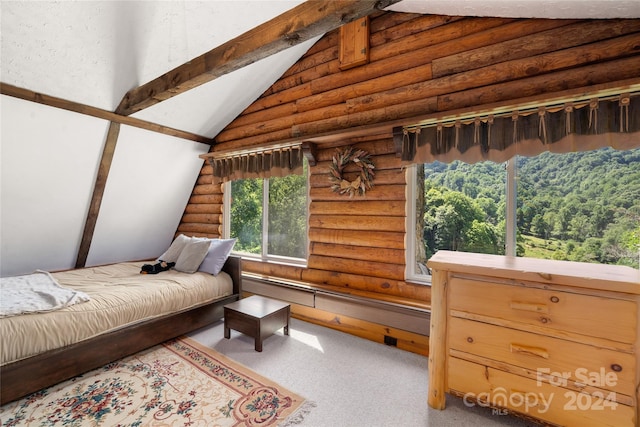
[291,304,429,356]
[371,14,460,46]
[192,184,215,195]
[311,242,405,264]
[267,47,339,95]
[231,19,565,133]
[310,168,405,188]
[185,232,220,239]
[242,259,304,282]
[276,30,340,80]
[291,96,438,139]
[308,254,404,280]
[308,227,404,249]
[437,55,640,112]
[188,194,223,205]
[310,184,406,201]
[297,64,433,113]
[236,53,430,131]
[229,17,505,133]
[316,139,396,159]
[242,258,430,301]
[226,83,312,126]
[351,33,640,114]
[187,193,222,204]
[180,213,221,225]
[195,174,213,185]
[310,52,425,99]
[219,98,357,141]
[184,203,221,214]
[310,200,405,216]
[224,102,298,130]
[212,128,294,152]
[369,10,423,34]
[218,112,296,141]
[432,19,640,78]
[176,223,221,235]
[371,17,515,62]
[313,153,402,175]
[309,214,405,232]
[200,163,214,176]
[301,267,428,300]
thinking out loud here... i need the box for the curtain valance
[207,145,304,182]
[400,92,640,164]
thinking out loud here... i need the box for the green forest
[230,165,307,259]
[421,147,640,269]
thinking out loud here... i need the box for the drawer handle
[510,343,549,359]
[510,301,549,314]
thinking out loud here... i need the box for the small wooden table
[224,295,290,352]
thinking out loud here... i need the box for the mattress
[0,261,233,366]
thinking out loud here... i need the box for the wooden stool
[224,295,290,352]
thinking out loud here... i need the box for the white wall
[86,125,208,266]
[0,96,209,276]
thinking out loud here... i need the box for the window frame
[406,159,518,285]
[223,170,309,267]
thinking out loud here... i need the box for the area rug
[0,337,313,426]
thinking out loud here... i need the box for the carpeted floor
[190,318,540,427]
[0,337,312,426]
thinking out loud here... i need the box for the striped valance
[399,91,640,164]
[207,145,304,182]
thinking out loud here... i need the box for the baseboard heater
[242,275,430,336]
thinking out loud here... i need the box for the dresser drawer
[449,317,636,397]
[448,357,635,427]
[449,277,637,344]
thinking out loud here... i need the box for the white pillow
[198,238,237,275]
[158,234,191,263]
[174,239,212,273]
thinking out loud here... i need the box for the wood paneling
[178,12,640,351]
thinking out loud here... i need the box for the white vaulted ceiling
[2,0,639,276]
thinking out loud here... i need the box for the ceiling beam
[1,83,212,144]
[116,0,401,116]
[75,122,120,269]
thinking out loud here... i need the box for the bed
[0,255,242,405]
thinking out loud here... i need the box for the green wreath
[329,146,375,197]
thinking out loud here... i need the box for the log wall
[177,12,640,353]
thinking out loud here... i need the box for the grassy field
[521,235,565,260]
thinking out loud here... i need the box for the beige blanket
[1,262,233,366]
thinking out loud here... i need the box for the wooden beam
[75,122,120,268]
[1,83,212,144]
[116,0,401,116]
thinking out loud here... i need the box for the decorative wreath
[329,146,375,197]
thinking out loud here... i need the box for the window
[225,160,308,263]
[407,147,640,283]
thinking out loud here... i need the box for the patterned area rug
[0,337,313,426]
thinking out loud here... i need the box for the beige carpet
[0,337,313,426]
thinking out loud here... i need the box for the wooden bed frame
[0,255,242,405]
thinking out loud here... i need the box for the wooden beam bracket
[301,141,318,166]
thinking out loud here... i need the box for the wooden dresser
[427,251,640,426]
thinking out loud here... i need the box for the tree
[230,179,262,254]
[464,220,500,254]
[268,171,307,257]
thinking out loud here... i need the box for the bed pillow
[157,234,191,263]
[198,238,237,275]
[174,239,212,273]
